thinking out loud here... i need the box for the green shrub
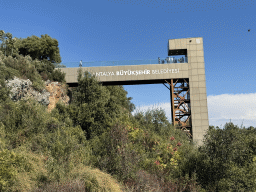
[70,165,123,192]
[180,122,256,191]
[0,53,45,91]
[0,150,20,191]
[33,165,124,192]
[50,68,66,82]
[0,123,6,151]
[0,149,44,192]
[90,123,140,182]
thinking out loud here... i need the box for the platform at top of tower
[168,37,203,56]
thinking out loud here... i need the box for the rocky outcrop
[6,77,50,105]
[6,77,69,112]
[45,81,69,112]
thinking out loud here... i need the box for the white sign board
[94,68,180,77]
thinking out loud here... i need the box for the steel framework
[163,78,192,138]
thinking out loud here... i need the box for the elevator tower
[166,38,209,144]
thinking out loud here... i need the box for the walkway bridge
[59,37,209,146]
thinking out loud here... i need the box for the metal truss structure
[163,78,192,138]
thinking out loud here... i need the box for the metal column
[163,78,192,138]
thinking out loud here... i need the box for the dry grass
[33,179,86,192]
[122,170,162,192]
[33,164,123,192]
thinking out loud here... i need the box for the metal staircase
[163,78,192,139]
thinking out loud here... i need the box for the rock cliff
[45,81,69,112]
[6,77,69,112]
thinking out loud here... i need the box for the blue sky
[1,0,255,128]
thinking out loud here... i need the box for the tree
[0,30,65,82]
[69,69,114,140]
[182,122,256,191]
[133,108,171,137]
[0,30,61,63]
[0,30,18,57]
[105,85,135,114]
[14,34,61,63]
[69,69,136,140]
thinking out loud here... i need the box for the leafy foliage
[179,122,256,191]
[0,150,29,191]
[0,30,65,83]
[69,69,133,140]
[0,30,18,57]
[14,34,61,63]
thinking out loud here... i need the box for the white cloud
[132,102,172,118]
[207,93,256,128]
[132,93,256,128]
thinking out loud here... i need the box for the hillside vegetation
[0,30,256,192]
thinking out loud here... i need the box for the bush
[0,98,96,191]
[35,164,123,192]
[0,148,49,192]
[50,68,66,82]
[33,179,86,192]
[0,50,66,94]
[180,122,256,191]
[72,165,123,192]
[122,169,162,192]
[0,52,45,91]
[0,150,19,191]
[90,123,140,182]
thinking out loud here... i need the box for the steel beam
[164,78,192,139]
